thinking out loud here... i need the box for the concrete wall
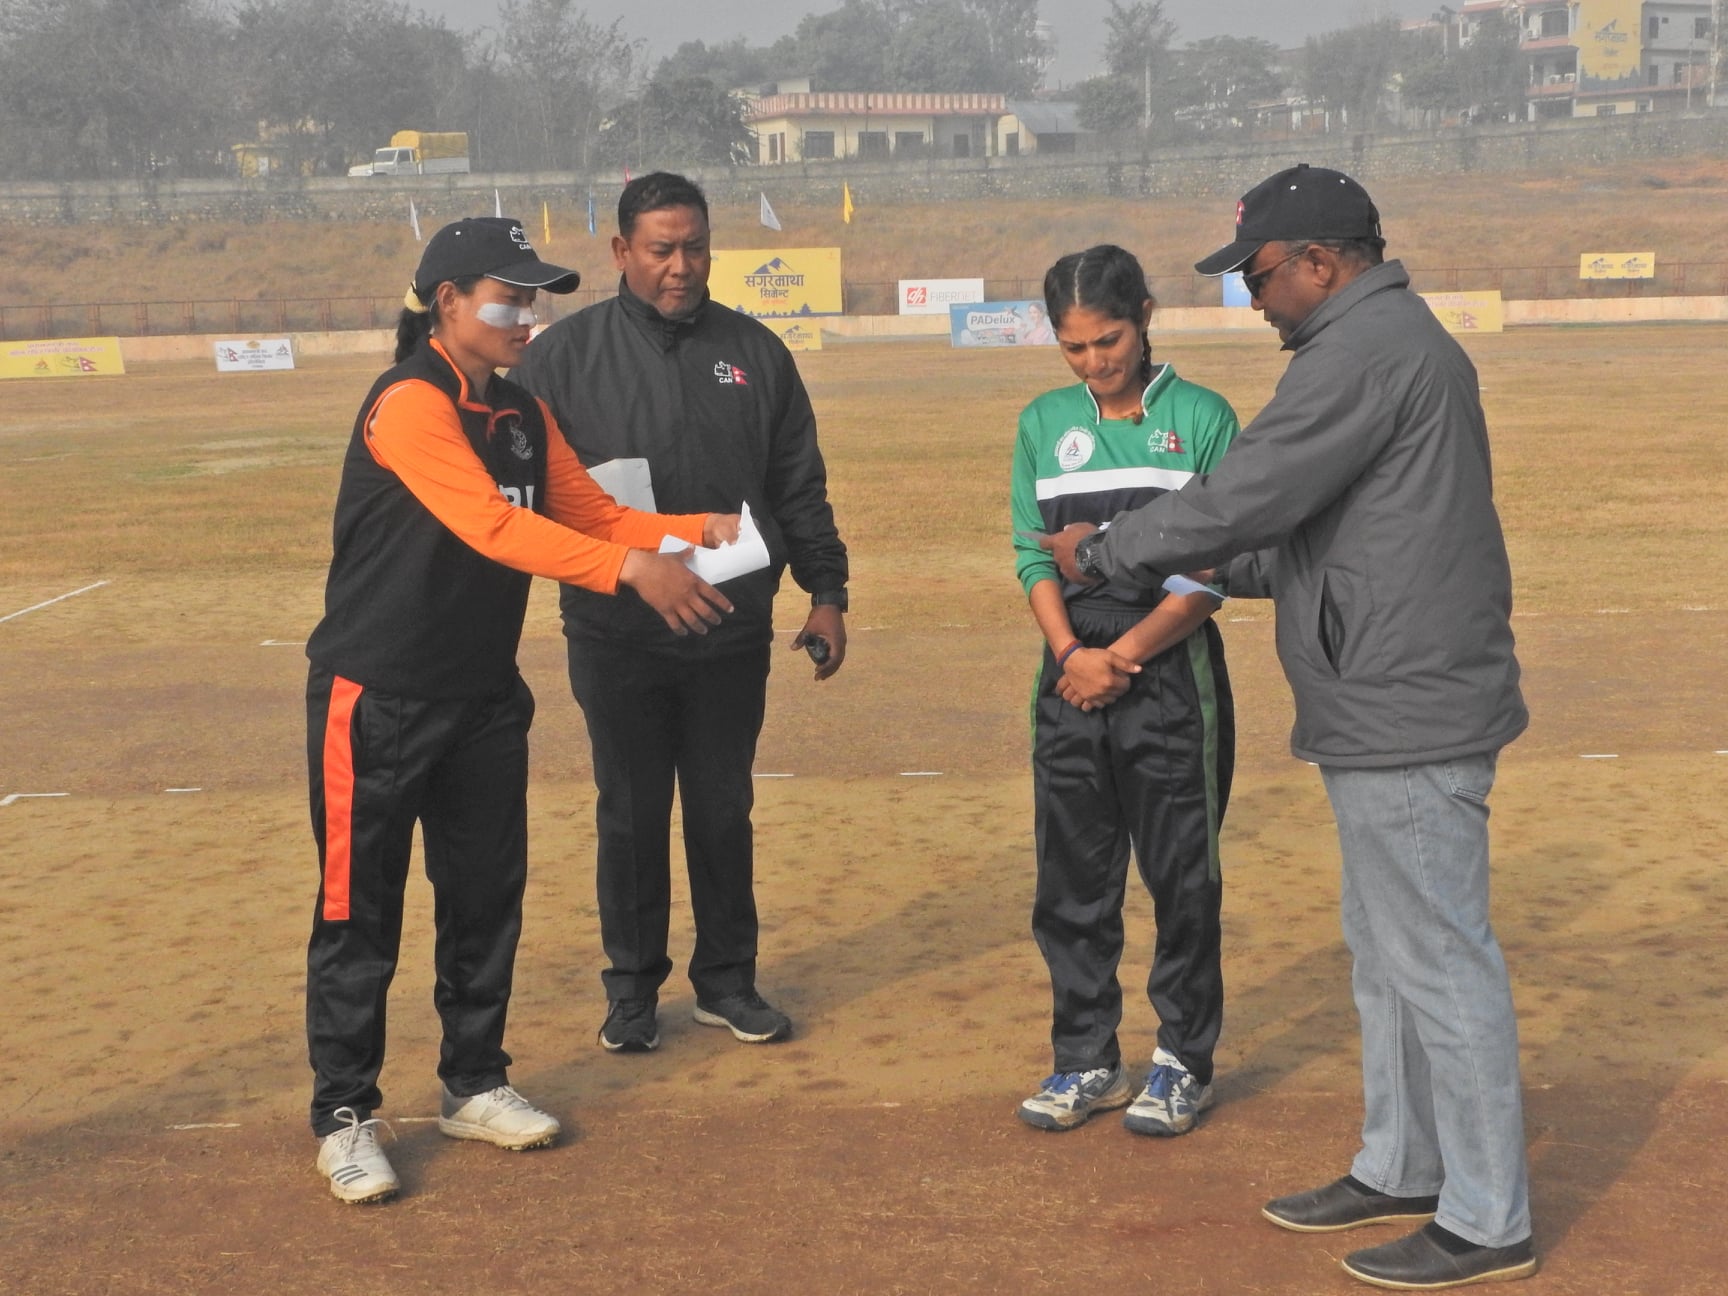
[9,111,1728,227]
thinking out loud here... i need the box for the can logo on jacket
[1056,427,1094,472]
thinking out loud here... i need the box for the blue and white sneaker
[1017,1063,1133,1131]
[1123,1050,1214,1136]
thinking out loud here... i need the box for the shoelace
[1145,1065,1188,1101]
[329,1105,393,1154]
[472,1084,535,1115]
[1041,1069,1108,1096]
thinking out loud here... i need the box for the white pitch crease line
[1580,753,1619,760]
[167,1122,241,1130]
[0,580,109,625]
[259,639,305,647]
[0,792,70,807]
[752,773,794,779]
[899,771,943,777]
[165,787,203,794]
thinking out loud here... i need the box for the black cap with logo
[1195,164,1383,277]
[413,216,580,301]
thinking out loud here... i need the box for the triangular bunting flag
[759,191,782,231]
[842,182,855,225]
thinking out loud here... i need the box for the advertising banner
[949,301,1057,347]
[711,248,842,318]
[1421,290,1505,334]
[1576,0,1642,92]
[214,338,296,372]
[1579,251,1655,280]
[759,318,824,352]
[0,336,125,380]
[898,277,986,315]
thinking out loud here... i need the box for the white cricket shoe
[437,1084,560,1150]
[316,1106,399,1204]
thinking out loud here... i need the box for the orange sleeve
[365,380,649,593]
[538,402,709,550]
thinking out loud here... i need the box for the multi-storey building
[1425,1,1716,118]
[1496,0,1713,118]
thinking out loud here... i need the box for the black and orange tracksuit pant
[304,666,534,1137]
[1031,610,1234,1083]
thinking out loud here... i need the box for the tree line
[0,0,1531,183]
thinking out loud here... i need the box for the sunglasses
[1242,246,1311,298]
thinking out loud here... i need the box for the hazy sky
[417,1,1435,87]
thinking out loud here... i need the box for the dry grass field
[2,310,1726,1289]
[6,156,1728,313]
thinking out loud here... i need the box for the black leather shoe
[1343,1222,1537,1289]
[1263,1175,1441,1233]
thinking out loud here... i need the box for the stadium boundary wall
[113,296,1728,366]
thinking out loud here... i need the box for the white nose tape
[477,302,536,328]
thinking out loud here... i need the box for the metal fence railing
[6,266,1727,342]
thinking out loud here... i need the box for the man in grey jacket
[1043,165,1534,1290]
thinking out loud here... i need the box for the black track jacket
[512,280,847,657]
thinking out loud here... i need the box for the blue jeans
[1321,753,1531,1248]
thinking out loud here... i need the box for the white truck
[349,131,470,177]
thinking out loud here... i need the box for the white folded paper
[1161,574,1225,600]
[659,500,771,585]
[587,457,657,511]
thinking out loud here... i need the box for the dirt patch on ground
[2,332,1726,1292]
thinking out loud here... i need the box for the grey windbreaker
[1093,259,1526,768]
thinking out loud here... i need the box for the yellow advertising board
[1579,251,1655,280]
[711,248,842,318]
[758,318,824,352]
[0,336,126,380]
[1421,291,1504,335]
[1575,0,1642,91]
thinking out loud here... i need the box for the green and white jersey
[1012,363,1240,607]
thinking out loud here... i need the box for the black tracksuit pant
[565,638,770,1004]
[1031,607,1234,1083]
[304,666,533,1137]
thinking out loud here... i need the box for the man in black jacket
[513,172,848,1052]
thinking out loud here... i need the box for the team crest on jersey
[714,360,749,386]
[1055,427,1095,472]
[1147,428,1185,455]
[493,414,532,461]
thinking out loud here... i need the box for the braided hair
[1042,244,1156,387]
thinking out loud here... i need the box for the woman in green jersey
[1009,245,1240,1137]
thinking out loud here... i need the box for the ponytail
[395,283,433,363]
[392,276,480,363]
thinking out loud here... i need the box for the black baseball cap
[413,216,579,299]
[1195,164,1383,276]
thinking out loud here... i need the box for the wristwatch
[1073,532,1109,583]
[811,589,849,613]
